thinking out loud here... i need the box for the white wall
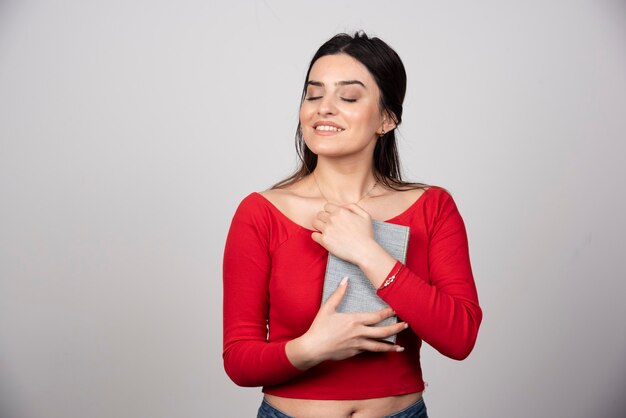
[1,1,625,417]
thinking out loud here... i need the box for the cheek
[299,106,315,143]
[299,103,314,122]
[345,107,381,131]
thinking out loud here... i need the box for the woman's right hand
[285,277,408,370]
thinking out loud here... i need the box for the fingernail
[404,323,409,329]
[340,277,348,286]
[396,346,405,352]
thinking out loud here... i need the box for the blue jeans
[257,397,428,418]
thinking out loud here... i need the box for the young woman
[223,32,482,418]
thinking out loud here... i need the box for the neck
[312,158,377,204]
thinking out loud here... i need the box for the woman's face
[300,54,393,160]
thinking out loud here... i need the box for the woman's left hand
[311,203,378,265]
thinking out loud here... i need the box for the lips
[313,121,345,132]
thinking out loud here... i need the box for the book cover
[321,220,410,343]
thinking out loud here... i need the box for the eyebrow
[306,80,366,88]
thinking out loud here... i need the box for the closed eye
[341,97,357,103]
[305,96,322,101]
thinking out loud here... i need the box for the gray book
[321,220,410,343]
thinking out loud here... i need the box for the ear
[381,111,398,133]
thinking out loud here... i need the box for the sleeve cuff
[278,340,305,374]
[378,260,404,290]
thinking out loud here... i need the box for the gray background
[1,1,625,417]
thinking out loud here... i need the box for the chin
[303,139,340,155]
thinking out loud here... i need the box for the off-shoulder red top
[223,186,482,399]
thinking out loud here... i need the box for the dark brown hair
[273,31,426,191]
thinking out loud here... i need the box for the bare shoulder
[376,185,428,205]
[367,186,429,220]
[397,186,428,203]
[259,187,292,204]
[259,178,317,203]
[258,183,320,229]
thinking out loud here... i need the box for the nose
[316,95,337,116]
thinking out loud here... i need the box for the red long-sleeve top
[222,186,482,399]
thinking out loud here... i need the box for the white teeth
[315,125,343,132]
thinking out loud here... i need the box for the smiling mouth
[314,125,344,132]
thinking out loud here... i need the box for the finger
[322,276,349,311]
[344,203,371,219]
[359,338,405,353]
[362,321,408,340]
[311,218,326,232]
[323,202,341,213]
[316,210,330,223]
[353,307,396,325]
[311,231,323,245]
